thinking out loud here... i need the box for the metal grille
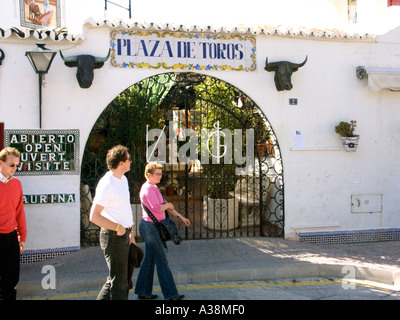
[104,0,132,19]
[80,72,284,245]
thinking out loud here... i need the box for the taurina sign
[110,30,256,71]
[5,129,79,175]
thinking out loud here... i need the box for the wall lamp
[0,49,5,65]
[25,43,57,128]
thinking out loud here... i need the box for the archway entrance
[80,72,283,245]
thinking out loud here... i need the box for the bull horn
[94,49,111,64]
[59,50,78,64]
[265,57,278,71]
[291,56,308,69]
[0,49,4,65]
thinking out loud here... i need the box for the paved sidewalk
[17,237,400,299]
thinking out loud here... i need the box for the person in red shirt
[0,147,27,300]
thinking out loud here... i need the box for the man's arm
[90,204,126,235]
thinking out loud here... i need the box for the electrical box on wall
[351,194,383,213]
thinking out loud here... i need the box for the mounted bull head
[265,56,307,91]
[59,49,110,88]
[0,49,5,65]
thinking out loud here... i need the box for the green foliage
[81,74,176,201]
[194,78,244,198]
[82,72,272,201]
[335,120,357,137]
[252,112,271,144]
[202,162,237,199]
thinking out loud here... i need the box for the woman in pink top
[134,162,190,300]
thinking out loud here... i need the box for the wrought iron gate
[80,72,283,246]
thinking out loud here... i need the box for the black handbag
[141,203,182,249]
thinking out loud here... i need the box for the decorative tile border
[299,228,400,245]
[20,246,79,264]
[110,30,256,71]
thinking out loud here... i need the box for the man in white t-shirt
[90,145,135,300]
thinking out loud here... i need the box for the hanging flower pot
[341,135,359,152]
[335,120,359,152]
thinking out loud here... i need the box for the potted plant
[335,120,359,152]
[165,178,179,196]
[253,112,274,157]
[202,163,239,231]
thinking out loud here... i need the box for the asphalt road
[22,277,400,301]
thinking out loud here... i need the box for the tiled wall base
[299,228,400,245]
[20,246,80,264]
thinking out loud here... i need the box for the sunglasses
[0,159,19,168]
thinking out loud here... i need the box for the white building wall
[1,0,400,252]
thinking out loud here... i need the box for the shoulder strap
[141,203,159,224]
[141,203,169,222]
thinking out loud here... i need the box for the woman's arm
[167,207,191,227]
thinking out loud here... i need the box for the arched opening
[80,72,284,245]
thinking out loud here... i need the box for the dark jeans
[97,228,130,300]
[134,220,179,300]
[0,230,20,300]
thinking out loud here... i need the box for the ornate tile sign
[110,30,256,71]
[5,129,79,175]
[23,193,76,205]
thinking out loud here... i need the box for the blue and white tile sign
[110,30,256,71]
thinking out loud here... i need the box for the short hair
[144,162,163,178]
[106,145,129,170]
[0,147,20,162]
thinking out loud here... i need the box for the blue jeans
[97,228,129,300]
[134,220,178,300]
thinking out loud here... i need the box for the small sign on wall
[5,129,79,175]
[23,193,76,205]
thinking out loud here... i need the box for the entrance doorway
[80,72,284,245]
